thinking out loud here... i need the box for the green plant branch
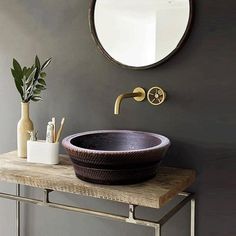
[11,56,52,103]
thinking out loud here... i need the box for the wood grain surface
[0,151,196,208]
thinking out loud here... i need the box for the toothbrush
[52,117,56,142]
[55,117,65,143]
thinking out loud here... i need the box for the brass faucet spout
[114,87,146,115]
[114,92,141,115]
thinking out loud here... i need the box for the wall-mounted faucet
[114,86,167,115]
[114,87,146,115]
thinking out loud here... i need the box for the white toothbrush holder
[27,140,59,165]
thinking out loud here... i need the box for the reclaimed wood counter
[0,151,196,209]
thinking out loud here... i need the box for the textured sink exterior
[62,130,170,185]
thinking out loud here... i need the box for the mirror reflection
[91,0,191,69]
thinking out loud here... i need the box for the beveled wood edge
[0,175,160,208]
[159,170,196,207]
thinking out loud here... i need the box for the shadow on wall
[162,141,235,197]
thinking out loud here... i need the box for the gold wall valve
[114,86,166,115]
[147,86,166,106]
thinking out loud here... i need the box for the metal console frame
[0,184,195,236]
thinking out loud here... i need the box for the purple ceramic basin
[62,130,170,185]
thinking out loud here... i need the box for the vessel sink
[62,130,170,185]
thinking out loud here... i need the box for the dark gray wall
[0,0,235,235]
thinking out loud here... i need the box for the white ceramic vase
[17,102,34,158]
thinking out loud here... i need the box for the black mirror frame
[89,0,193,70]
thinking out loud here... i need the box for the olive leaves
[11,56,52,102]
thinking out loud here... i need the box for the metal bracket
[127,204,136,223]
[43,189,53,204]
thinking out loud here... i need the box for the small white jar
[27,140,59,165]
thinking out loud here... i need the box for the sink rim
[62,130,170,154]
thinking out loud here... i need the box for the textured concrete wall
[0,0,235,235]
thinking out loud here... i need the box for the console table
[0,151,196,236]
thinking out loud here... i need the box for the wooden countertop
[0,151,196,209]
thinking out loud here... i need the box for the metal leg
[157,193,195,236]
[154,225,161,236]
[16,184,20,236]
[158,193,193,225]
[191,198,195,236]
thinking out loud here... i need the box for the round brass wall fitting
[147,87,166,105]
[133,87,146,102]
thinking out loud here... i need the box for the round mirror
[89,0,192,69]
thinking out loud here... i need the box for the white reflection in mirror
[94,0,190,67]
